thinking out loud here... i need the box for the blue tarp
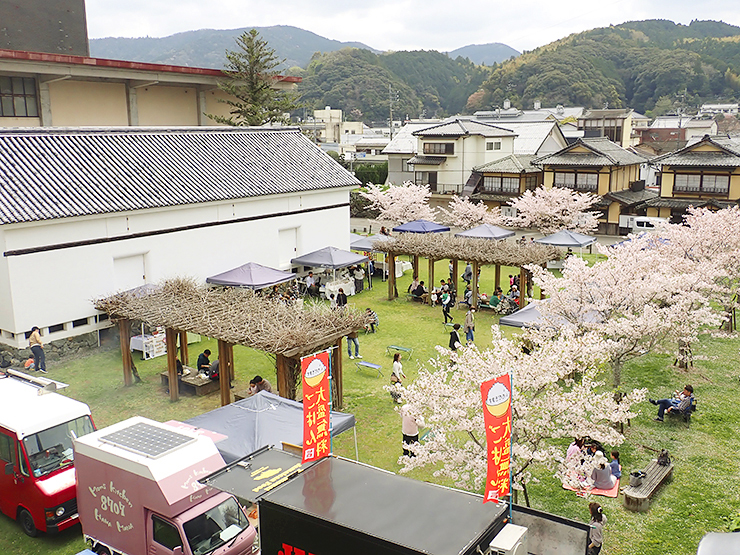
[392,219,450,233]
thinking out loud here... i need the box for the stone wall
[0,328,120,369]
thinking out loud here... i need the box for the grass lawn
[1,256,738,555]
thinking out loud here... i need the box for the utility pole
[389,84,399,140]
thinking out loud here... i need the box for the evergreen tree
[209,29,298,126]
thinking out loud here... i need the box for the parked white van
[618,215,668,235]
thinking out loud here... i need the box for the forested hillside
[299,49,490,121]
[470,19,740,115]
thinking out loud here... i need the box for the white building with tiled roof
[0,127,359,347]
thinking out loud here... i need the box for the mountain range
[89,25,519,70]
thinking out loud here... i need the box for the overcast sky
[86,0,740,53]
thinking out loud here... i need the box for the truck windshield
[23,415,94,478]
[183,497,249,555]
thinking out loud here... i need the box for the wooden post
[471,261,479,309]
[276,353,290,399]
[332,340,343,409]
[540,264,546,300]
[165,328,179,402]
[519,267,527,308]
[217,339,233,407]
[178,331,189,366]
[388,253,397,300]
[494,264,501,293]
[118,319,133,387]
[451,259,459,294]
[428,258,435,305]
[412,255,419,279]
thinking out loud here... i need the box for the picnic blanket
[562,478,620,498]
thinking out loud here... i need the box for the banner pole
[327,347,333,456]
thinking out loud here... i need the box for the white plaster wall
[0,188,351,339]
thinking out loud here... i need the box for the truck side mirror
[4,462,13,475]
[172,547,183,555]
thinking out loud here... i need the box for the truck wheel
[18,508,38,537]
[93,545,111,555]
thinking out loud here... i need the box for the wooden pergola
[95,279,366,409]
[376,234,562,308]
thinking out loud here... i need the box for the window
[415,171,437,191]
[72,318,88,328]
[486,141,502,151]
[402,158,412,172]
[0,434,15,464]
[49,323,65,333]
[525,174,540,191]
[483,176,519,194]
[0,77,38,117]
[674,173,729,194]
[153,516,183,551]
[423,142,454,155]
[554,171,598,192]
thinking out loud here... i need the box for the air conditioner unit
[489,523,528,555]
[501,206,518,219]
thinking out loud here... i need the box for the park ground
[1,257,739,555]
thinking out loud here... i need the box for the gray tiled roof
[534,137,646,167]
[413,119,517,138]
[0,127,359,225]
[654,136,740,167]
[407,155,446,165]
[604,188,658,206]
[474,155,540,173]
[643,197,737,210]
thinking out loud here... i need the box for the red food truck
[0,369,94,537]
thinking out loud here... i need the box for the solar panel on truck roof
[99,421,195,458]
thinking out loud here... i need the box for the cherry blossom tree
[529,230,723,383]
[437,196,505,228]
[506,186,600,234]
[359,182,436,224]
[395,328,645,505]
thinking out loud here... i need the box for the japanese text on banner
[301,350,332,463]
[481,374,512,503]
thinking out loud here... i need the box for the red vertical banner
[481,374,512,503]
[301,350,332,463]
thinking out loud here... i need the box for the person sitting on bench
[650,384,693,422]
[411,281,428,302]
[197,349,212,375]
[249,375,272,394]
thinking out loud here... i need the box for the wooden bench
[355,361,383,378]
[386,345,413,359]
[160,369,220,396]
[622,459,674,512]
[406,293,424,303]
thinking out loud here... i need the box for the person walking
[336,288,348,309]
[587,502,607,555]
[464,307,476,344]
[29,326,46,373]
[390,352,406,403]
[347,330,361,360]
[401,404,419,456]
[449,323,462,351]
[441,290,453,323]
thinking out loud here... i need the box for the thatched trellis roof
[94,278,367,357]
[373,234,562,266]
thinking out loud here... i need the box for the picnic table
[355,360,383,378]
[386,345,413,359]
[160,368,220,396]
[622,459,674,512]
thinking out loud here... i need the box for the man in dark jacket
[449,324,462,351]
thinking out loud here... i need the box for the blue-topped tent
[534,230,596,248]
[206,262,296,289]
[455,223,515,240]
[392,219,450,233]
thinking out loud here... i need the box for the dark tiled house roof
[0,127,359,225]
[652,136,740,167]
[413,119,517,138]
[534,137,646,167]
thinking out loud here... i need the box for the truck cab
[0,369,94,536]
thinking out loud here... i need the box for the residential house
[0,48,299,128]
[644,135,740,222]
[382,119,444,185]
[464,121,569,211]
[410,119,517,197]
[699,103,739,116]
[533,137,650,234]
[577,109,634,148]
[0,127,359,347]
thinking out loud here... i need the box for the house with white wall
[0,127,359,348]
